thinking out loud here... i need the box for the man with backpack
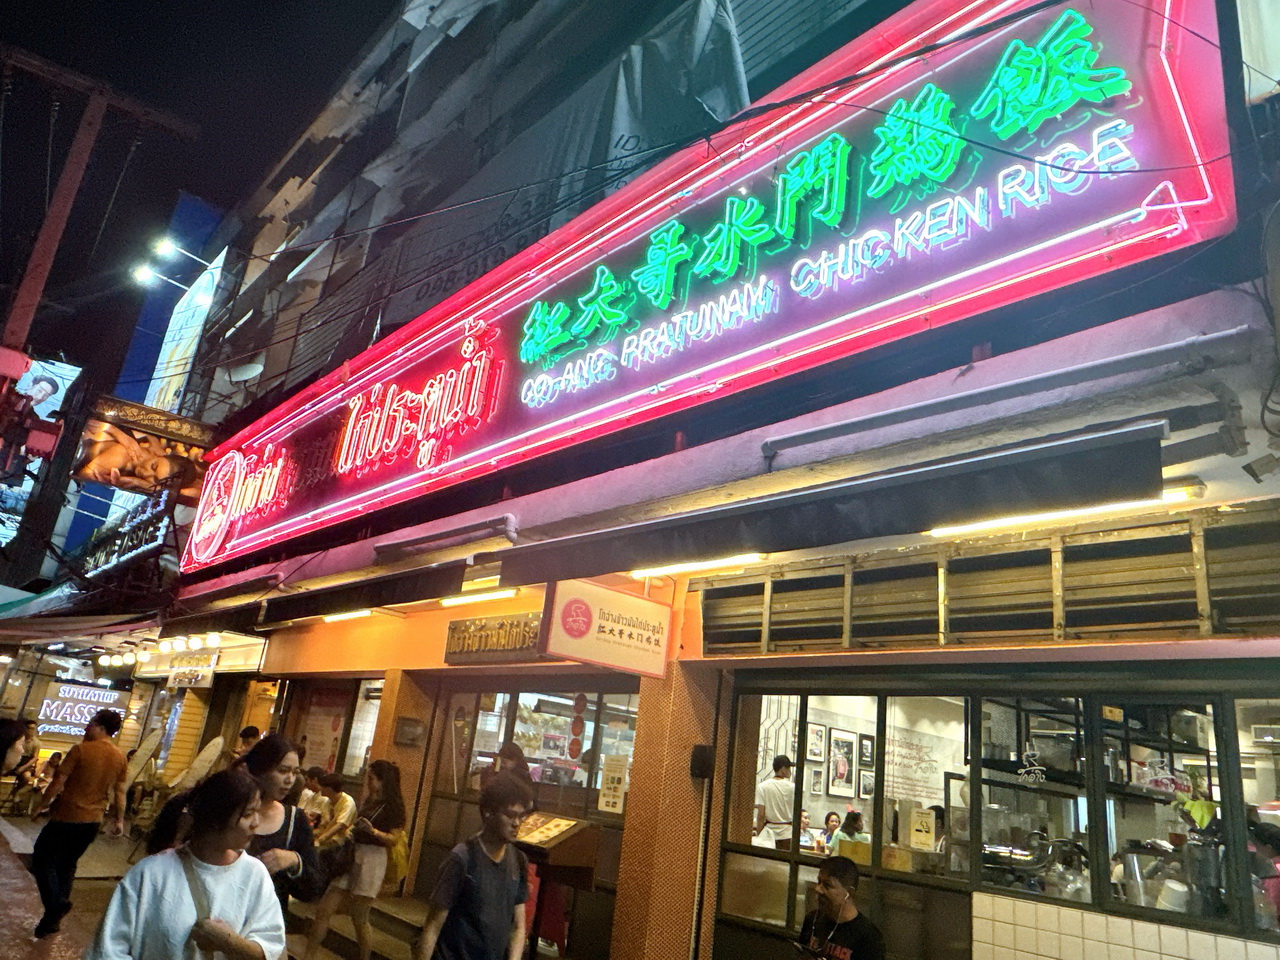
[415,772,532,960]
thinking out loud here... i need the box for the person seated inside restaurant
[799,809,821,851]
[829,810,871,850]
[796,856,885,960]
[821,811,841,850]
[315,773,357,844]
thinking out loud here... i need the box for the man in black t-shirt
[416,773,532,960]
[796,856,885,960]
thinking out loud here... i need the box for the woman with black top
[304,759,405,960]
[239,733,320,911]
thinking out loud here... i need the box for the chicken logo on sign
[560,598,593,639]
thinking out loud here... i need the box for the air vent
[1252,725,1280,745]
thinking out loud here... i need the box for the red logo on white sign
[560,598,593,638]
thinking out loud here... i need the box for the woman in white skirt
[304,759,405,960]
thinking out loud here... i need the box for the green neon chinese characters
[866,83,966,200]
[973,9,1131,141]
[631,221,694,311]
[693,195,775,282]
[519,299,574,370]
[571,265,634,345]
[774,133,852,241]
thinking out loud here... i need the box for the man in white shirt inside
[755,755,796,848]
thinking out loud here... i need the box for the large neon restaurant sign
[184,0,1235,572]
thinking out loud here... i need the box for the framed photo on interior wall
[809,766,824,794]
[858,734,876,768]
[857,768,876,800]
[828,729,857,797]
[806,723,827,761]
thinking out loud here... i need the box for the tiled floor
[0,828,115,959]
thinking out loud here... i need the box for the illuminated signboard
[183,0,1234,572]
[37,681,127,739]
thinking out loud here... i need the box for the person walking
[414,772,532,960]
[305,759,406,960]
[0,717,26,774]
[29,707,127,938]
[239,733,319,912]
[84,768,286,960]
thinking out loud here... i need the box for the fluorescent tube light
[438,588,519,608]
[630,553,765,579]
[323,609,374,623]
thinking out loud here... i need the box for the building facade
[165,1,1280,958]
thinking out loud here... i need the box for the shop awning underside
[493,421,1168,587]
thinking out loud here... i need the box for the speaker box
[689,743,714,779]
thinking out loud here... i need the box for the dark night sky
[0,0,398,377]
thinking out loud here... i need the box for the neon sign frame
[184,0,1235,572]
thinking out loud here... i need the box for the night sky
[0,0,398,379]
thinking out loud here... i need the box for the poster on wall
[299,688,350,773]
[806,723,826,761]
[0,359,82,546]
[858,734,876,768]
[828,728,857,797]
[598,753,629,814]
[72,397,213,504]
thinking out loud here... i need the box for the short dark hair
[772,755,793,773]
[819,856,860,892]
[318,773,344,791]
[1252,821,1280,852]
[480,771,534,815]
[24,719,36,728]
[30,376,58,395]
[306,766,325,780]
[239,726,261,741]
[92,709,122,737]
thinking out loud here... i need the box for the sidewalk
[0,823,116,958]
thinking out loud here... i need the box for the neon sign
[184,0,1234,572]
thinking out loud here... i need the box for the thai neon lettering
[230,445,288,521]
[972,9,1131,140]
[619,274,780,371]
[866,83,966,200]
[631,221,695,311]
[335,340,497,475]
[692,195,774,282]
[520,348,618,408]
[570,264,635,346]
[774,133,852,241]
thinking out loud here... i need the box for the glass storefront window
[1102,700,1224,918]
[804,695,876,863]
[438,692,476,795]
[721,852,790,926]
[342,680,382,778]
[464,692,512,791]
[727,694,800,848]
[1237,698,1280,931]
[881,697,969,878]
[515,691,597,813]
[980,697,1089,901]
[593,694,639,814]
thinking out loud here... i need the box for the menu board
[517,812,579,846]
[598,753,628,814]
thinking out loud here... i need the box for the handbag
[317,833,357,884]
[381,828,409,894]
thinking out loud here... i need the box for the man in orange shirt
[29,707,127,938]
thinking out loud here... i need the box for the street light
[154,237,212,267]
[132,264,213,305]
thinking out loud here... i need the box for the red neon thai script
[231,444,289,520]
[334,338,498,478]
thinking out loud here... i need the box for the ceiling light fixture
[122,652,136,665]
[135,650,152,664]
[323,609,373,623]
[927,481,1206,539]
[205,633,221,648]
[157,640,172,654]
[171,637,187,652]
[98,654,111,666]
[629,553,765,579]
[438,588,519,608]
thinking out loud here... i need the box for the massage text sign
[183,0,1234,571]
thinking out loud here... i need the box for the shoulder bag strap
[177,847,211,921]
[285,805,295,848]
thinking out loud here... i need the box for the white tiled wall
[972,893,1280,960]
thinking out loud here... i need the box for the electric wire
[88,129,142,264]
[45,95,58,212]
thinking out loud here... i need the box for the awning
[159,604,264,639]
[493,420,1168,586]
[260,561,468,625]
[0,613,156,639]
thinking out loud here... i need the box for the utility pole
[0,45,198,588]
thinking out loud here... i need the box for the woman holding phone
[304,759,406,960]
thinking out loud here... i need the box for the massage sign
[184,0,1234,572]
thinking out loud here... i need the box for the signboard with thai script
[444,613,543,665]
[540,579,672,678]
[167,651,219,688]
[36,682,128,739]
[182,0,1235,572]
